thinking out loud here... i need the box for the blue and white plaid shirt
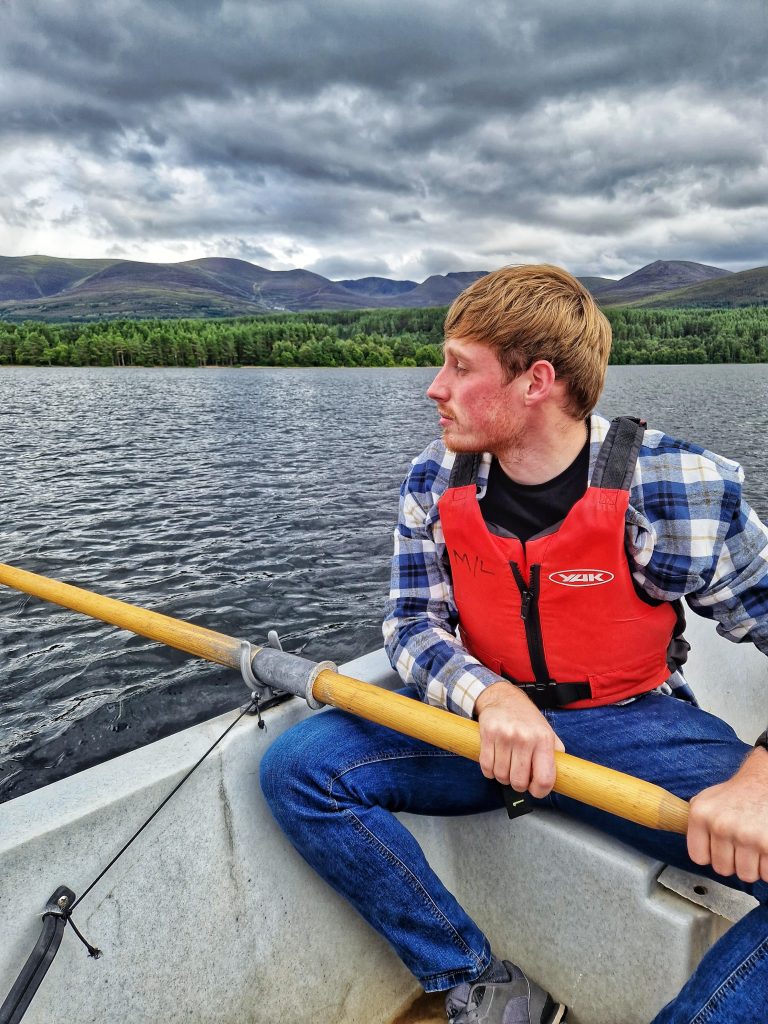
[383,414,768,718]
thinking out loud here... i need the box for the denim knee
[260,724,306,811]
[259,729,286,812]
[259,714,336,827]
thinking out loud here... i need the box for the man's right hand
[474,681,565,799]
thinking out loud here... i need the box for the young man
[261,265,768,1023]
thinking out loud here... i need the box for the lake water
[1,363,767,802]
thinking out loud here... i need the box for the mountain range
[0,255,765,322]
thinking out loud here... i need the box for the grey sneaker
[445,961,566,1024]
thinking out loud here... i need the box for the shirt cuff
[427,662,503,719]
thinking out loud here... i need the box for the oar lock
[239,636,334,711]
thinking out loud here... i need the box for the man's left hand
[687,747,768,884]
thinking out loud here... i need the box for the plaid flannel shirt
[383,414,768,718]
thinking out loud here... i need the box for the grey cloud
[413,249,481,276]
[126,149,156,168]
[309,255,393,279]
[701,172,768,212]
[206,238,277,265]
[5,2,765,141]
[0,0,766,276]
[180,125,409,194]
[685,240,768,270]
[390,211,424,224]
[52,207,86,228]
[0,197,47,228]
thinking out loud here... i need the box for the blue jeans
[260,690,768,1022]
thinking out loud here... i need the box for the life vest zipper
[509,561,551,686]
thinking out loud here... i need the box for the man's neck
[495,414,589,486]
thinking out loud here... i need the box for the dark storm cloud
[1,0,766,275]
[4,3,762,143]
[390,211,424,225]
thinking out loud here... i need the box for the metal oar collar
[239,634,335,711]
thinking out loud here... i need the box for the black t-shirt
[480,435,590,543]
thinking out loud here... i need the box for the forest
[0,306,766,368]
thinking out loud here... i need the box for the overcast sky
[1,0,766,280]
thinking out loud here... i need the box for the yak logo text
[549,570,615,587]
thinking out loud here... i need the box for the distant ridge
[376,271,488,308]
[0,254,764,322]
[337,276,418,296]
[628,265,768,309]
[577,276,617,296]
[596,260,732,306]
[0,255,121,302]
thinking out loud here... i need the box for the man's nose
[427,365,448,401]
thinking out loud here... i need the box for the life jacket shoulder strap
[447,416,646,492]
[590,416,646,491]
[448,452,483,489]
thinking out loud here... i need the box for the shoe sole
[548,1005,567,1024]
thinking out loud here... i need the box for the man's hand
[474,681,565,799]
[687,747,768,884]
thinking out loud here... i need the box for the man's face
[426,337,525,454]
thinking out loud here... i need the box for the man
[261,265,768,1024]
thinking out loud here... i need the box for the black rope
[70,698,257,913]
[63,914,102,959]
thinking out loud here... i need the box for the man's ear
[523,360,557,405]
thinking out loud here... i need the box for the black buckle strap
[590,416,646,491]
[448,452,482,489]
[515,679,592,709]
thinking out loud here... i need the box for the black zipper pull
[509,561,531,620]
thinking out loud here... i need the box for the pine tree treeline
[1,307,766,367]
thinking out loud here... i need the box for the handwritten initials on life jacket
[452,550,495,576]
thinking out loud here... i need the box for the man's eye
[455,364,467,374]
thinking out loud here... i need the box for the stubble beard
[442,411,527,458]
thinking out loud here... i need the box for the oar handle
[313,670,690,834]
[0,561,689,834]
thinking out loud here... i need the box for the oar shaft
[313,670,690,834]
[0,561,689,834]
[0,562,248,670]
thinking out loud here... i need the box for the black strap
[448,452,482,489]
[449,418,646,493]
[590,416,646,491]
[0,888,75,1024]
[513,679,593,709]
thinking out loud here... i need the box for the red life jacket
[438,417,685,710]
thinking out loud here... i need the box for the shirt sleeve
[382,448,501,718]
[626,438,768,655]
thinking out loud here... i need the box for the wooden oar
[0,561,248,669]
[0,561,689,834]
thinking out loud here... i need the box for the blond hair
[444,264,611,419]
